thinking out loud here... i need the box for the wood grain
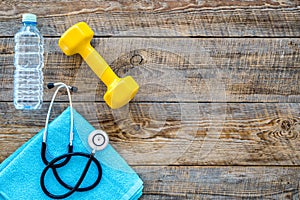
[136,166,300,199]
[1,102,300,166]
[1,1,299,198]
[0,1,299,37]
[0,38,299,102]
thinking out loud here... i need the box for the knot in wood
[280,120,292,131]
[130,54,143,66]
[275,118,299,140]
[257,118,300,143]
[134,124,141,131]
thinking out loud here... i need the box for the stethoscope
[40,82,109,199]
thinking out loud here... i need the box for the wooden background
[1,0,300,199]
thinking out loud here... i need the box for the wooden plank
[1,38,299,102]
[0,1,299,37]
[135,166,300,199]
[1,102,300,166]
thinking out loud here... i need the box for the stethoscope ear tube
[41,83,74,166]
[43,82,74,146]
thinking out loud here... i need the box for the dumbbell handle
[80,44,119,87]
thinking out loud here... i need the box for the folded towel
[0,107,143,200]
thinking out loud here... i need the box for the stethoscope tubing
[40,152,102,199]
[43,83,74,145]
[51,152,102,192]
[41,142,73,167]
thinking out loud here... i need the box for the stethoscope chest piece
[88,130,109,151]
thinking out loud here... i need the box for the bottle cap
[22,13,37,23]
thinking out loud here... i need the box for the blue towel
[0,107,143,200]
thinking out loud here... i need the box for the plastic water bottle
[14,13,44,110]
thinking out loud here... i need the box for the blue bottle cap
[22,13,37,23]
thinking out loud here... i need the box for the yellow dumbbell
[59,22,139,109]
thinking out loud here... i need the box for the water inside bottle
[14,26,44,110]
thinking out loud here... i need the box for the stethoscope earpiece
[88,130,109,152]
[70,86,78,92]
[47,83,55,89]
